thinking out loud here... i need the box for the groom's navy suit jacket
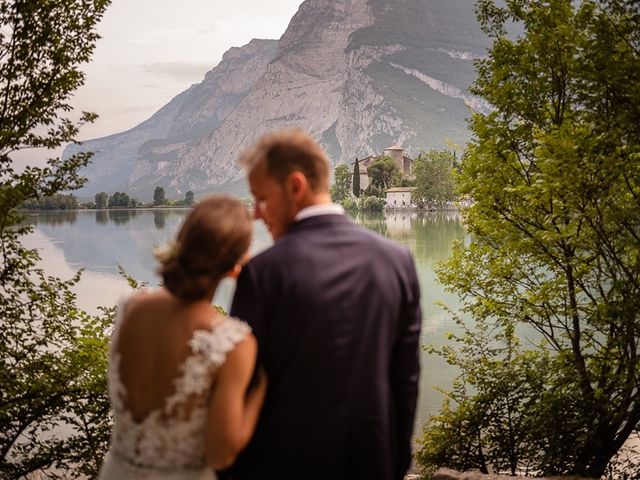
[228,214,421,480]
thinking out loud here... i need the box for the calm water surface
[23,208,466,434]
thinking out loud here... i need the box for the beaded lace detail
[106,299,250,474]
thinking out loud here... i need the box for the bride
[98,195,267,480]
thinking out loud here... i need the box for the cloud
[141,61,213,83]
[197,21,232,36]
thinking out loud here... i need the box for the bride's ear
[226,263,243,279]
[226,251,250,278]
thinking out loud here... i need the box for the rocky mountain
[65,39,279,197]
[67,0,490,199]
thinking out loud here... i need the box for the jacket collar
[286,211,352,235]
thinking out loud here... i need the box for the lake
[23,208,467,436]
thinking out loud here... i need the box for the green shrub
[340,197,358,211]
[358,195,386,212]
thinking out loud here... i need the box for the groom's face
[248,162,295,241]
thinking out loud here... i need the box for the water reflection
[95,210,108,225]
[356,210,466,266]
[154,210,167,230]
[23,229,132,314]
[352,211,387,236]
[28,210,78,226]
[25,209,465,301]
[411,213,466,265]
[108,209,138,225]
[29,209,464,259]
[26,210,179,284]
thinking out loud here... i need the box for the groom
[227,129,422,480]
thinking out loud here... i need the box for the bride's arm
[204,334,267,470]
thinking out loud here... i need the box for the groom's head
[239,129,331,240]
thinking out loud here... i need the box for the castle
[354,145,414,191]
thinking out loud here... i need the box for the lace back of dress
[106,299,250,473]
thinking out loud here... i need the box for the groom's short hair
[239,129,330,193]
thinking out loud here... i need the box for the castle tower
[383,145,405,172]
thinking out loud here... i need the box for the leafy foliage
[412,150,456,209]
[362,183,385,199]
[330,164,352,203]
[153,186,166,206]
[340,196,358,211]
[418,0,640,476]
[0,262,114,478]
[417,318,583,476]
[20,193,78,210]
[366,156,402,191]
[94,192,108,209]
[108,191,136,207]
[358,195,386,212]
[0,0,113,477]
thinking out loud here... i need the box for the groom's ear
[287,171,308,203]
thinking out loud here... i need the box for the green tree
[366,156,401,192]
[20,193,78,210]
[153,186,165,206]
[412,150,456,209]
[184,190,195,206]
[358,195,386,212]
[417,321,559,476]
[0,0,113,477]
[108,191,131,207]
[362,183,384,200]
[418,0,640,476]
[330,163,351,203]
[352,158,361,198]
[95,191,108,209]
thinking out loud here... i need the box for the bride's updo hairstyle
[156,195,252,302]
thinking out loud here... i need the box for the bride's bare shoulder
[125,287,171,308]
[188,304,226,332]
[120,288,226,337]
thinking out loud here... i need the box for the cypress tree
[352,158,361,198]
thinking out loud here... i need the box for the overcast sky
[14,0,302,166]
[76,0,302,140]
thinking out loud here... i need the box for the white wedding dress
[98,299,251,480]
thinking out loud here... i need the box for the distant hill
[65,0,490,199]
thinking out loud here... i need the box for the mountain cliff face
[67,0,489,198]
[65,39,278,196]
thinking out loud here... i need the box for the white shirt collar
[294,203,345,222]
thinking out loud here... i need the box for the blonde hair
[156,195,252,301]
